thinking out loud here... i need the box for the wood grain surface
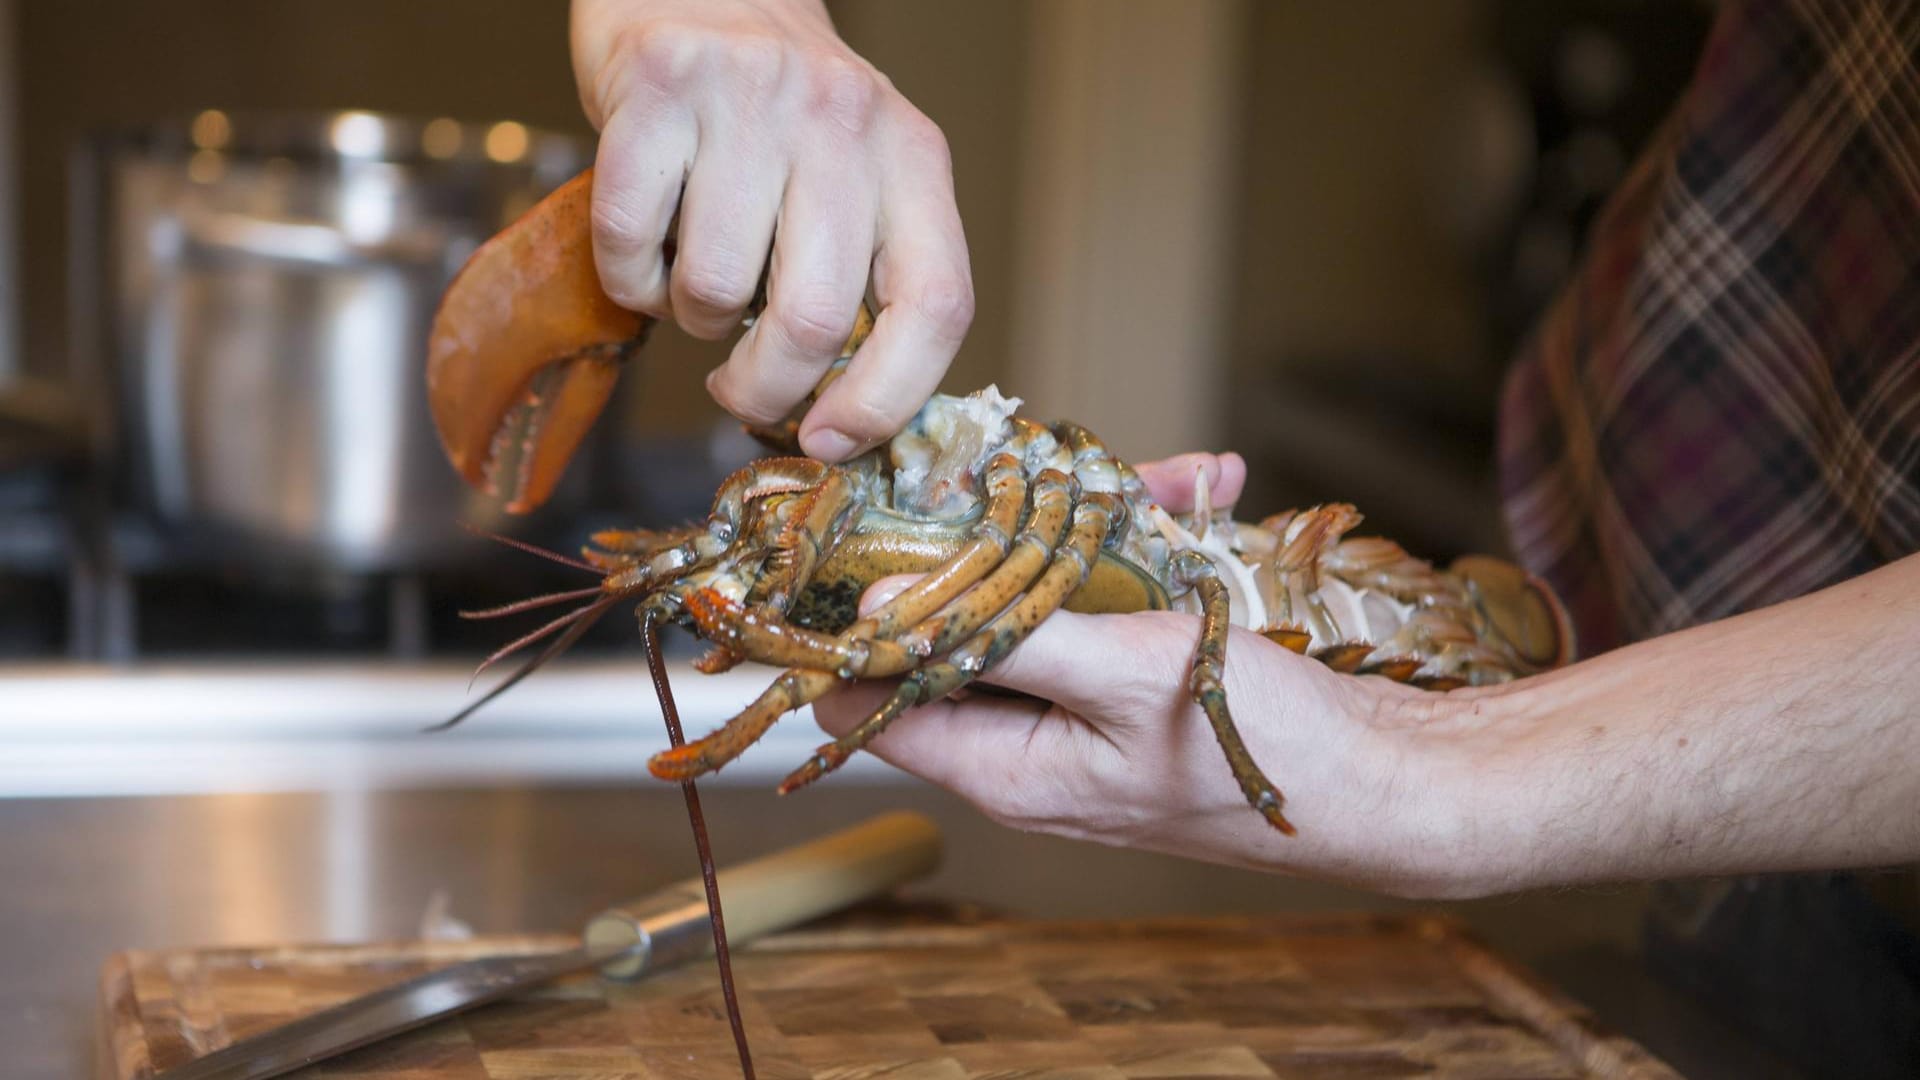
[99,914,1682,1079]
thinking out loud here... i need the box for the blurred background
[0,0,1712,675]
[5,4,1810,1079]
[0,0,1716,787]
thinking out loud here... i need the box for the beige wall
[833,0,1026,400]
[1230,1,1493,388]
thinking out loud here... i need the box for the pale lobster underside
[426,170,1573,835]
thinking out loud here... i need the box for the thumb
[975,609,1196,721]
[1133,451,1246,513]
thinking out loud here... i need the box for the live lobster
[426,170,1573,835]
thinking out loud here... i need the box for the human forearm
[1429,554,1920,894]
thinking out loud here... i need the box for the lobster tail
[1450,554,1576,672]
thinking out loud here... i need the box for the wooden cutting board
[99,913,1680,1079]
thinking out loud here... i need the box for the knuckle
[589,195,660,256]
[601,277,663,315]
[708,364,788,425]
[895,108,953,169]
[732,398,791,426]
[836,390,908,441]
[609,23,705,92]
[807,55,879,133]
[773,297,859,357]
[910,272,975,338]
[720,33,786,95]
[674,263,756,317]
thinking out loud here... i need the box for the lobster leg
[755,469,866,614]
[1171,550,1295,835]
[673,451,1035,677]
[1052,421,1128,496]
[648,667,840,780]
[779,494,1119,793]
[687,463,1072,675]
[895,469,1075,656]
[680,588,922,677]
[593,458,828,600]
[647,461,1076,781]
[840,449,1029,641]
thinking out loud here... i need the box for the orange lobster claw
[427,168,648,513]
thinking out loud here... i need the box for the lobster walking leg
[756,469,865,614]
[779,494,1119,792]
[895,470,1075,656]
[650,459,1090,783]
[840,451,1028,641]
[693,463,1071,676]
[770,428,1127,790]
[648,667,840,780]
[675,452,1034,677]
[1172,550,1295,835]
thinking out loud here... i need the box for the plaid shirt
[1500,0,1920,656]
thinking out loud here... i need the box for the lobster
[427,170,1573,836]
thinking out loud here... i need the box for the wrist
[1375,681,1551,899]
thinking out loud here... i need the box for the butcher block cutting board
[100,913,1680,1079]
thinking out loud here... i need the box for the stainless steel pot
[81,111,594,570]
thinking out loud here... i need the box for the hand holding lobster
[429,161,1571,841]
[814,452,1472,894]
[572,0,972,460]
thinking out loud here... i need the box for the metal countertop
[0,785,1801,1079]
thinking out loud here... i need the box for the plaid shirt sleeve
[1499,0,1920,655]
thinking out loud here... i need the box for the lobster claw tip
[426,168,649,514]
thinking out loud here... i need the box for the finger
[589,105,695,317]
[972,609,1201,724]
[856,574,1188,728]
[1134,452,1246,513]
[669,131,784,342]
[708,156,877,426]
[798,113,971,460]
[810,678,1056,798]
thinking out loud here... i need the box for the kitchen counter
[0,785,1804,1078]
[0,659,890,796]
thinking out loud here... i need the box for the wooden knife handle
[583,811,942,978]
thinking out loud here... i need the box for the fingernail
[805,428,859,461]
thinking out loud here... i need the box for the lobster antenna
[466,593,617,687]
[642,611,756,1079]
[459,585,605,620]
[458,521,603,574]
[424,592,621,733]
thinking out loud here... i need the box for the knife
[154,811,942,1080]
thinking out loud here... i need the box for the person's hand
[572,0,973,460]
[812,452,1487,898]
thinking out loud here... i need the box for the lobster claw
[427,168,648,514]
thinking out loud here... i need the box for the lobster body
[787,511,1171,632]
[427,170,1573,835]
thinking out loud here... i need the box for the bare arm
[1431,551,1920,894]
[816,461,1920,899]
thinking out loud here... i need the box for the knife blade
[154,811,942,1080]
